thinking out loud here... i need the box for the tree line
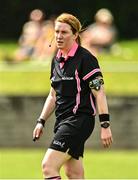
[0,0,137,40]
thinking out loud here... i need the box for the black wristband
[37,118,45,127]
[99,114,110,122]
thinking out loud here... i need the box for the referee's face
[55,22,77,53]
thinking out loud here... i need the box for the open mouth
[57,40,63,44]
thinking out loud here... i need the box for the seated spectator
[81,8,117,57]
[14,9,45,62]
[32,16,56,61]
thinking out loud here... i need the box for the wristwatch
[101,122,110,128]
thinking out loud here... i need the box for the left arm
[92,82,113,148]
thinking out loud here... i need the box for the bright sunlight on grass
[0,149,138,179]
[0,39,138,96]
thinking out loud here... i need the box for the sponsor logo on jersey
[62,77,74,80]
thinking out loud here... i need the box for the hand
[101,127,113,148]
[33,123,43,141]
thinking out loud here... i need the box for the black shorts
[49,114,95,160]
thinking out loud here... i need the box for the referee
[33,13,113,179]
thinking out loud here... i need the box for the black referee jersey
[50,44,103,128]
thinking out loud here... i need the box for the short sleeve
[81,53,103,83]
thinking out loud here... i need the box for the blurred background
[0,0,138,179]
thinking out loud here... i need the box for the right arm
[33,87,56,141]
[39,87,56,121]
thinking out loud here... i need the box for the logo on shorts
[53,140,65,148]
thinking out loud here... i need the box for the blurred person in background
[32,15,56,61]
[33,13,113,179]
[13,9,45,62]
[81,8,117,57]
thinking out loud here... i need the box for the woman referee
[33,13,113,179]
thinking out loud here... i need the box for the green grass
[0,40,138,96]
[0,149,138,179]
[0,71,50,95]
[0,61,138,96]
[103,72,138,96]
[99,40,138,62]
[0,40,17,60]
[0,61,51,95]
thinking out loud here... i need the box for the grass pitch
[0,149,138,179]
[0,40,138,96]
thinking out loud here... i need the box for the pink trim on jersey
[82,68,101,81]
[67,42,78,57]
[90,93,96,115]
[56,42,78,59]
[73,69,81,114]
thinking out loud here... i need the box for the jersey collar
[56,42,78,61]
